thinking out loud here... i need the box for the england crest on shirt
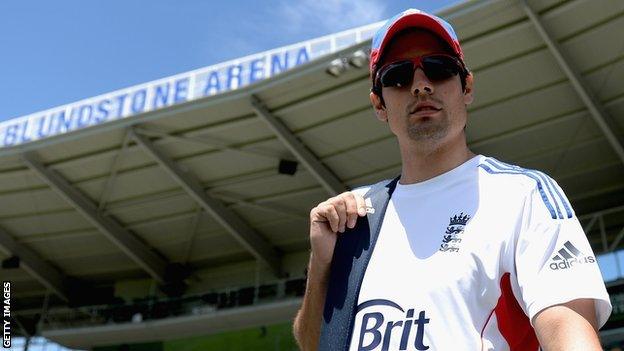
[439,212,470,253]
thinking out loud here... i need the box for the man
[293,8,611,351]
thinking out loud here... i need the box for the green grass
[163,322,298,351]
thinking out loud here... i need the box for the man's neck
[398,138,475,184]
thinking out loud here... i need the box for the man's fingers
[311,192,368,233]
[354,193,367,217]
[320,203,340,233]
[344,192,359,229]
[311,202,340,233]
[333,197,347,233]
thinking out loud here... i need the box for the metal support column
[130,129,282,277]
[250,95,345,196]
[22,152,169,283]
[0,227,68,301]
[522,0,624,166]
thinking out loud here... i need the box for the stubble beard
[406,111,450,142]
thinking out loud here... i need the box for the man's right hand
[294,191,368,350]
[309,191,368,269]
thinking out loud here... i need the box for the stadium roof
[1,0,623,347]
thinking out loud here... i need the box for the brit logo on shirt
[439,212,470,253]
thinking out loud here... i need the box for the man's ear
[463,72,474,105]
[369,91,388,122]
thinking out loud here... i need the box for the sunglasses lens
[422,56,462,81]
[379,61,414,88]
[376,55,463,90]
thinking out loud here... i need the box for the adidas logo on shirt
[549,241,596,270]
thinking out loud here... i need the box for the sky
[0,0,463,123]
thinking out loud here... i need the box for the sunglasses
[374,54,466,90]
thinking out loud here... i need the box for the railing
[34,204,624,329]
[41,277,306,330]
[579,204,624,282]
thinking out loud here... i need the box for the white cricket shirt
[348,155,611,351]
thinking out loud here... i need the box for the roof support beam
[599,216,608,253]
[22,152,169,283]
[609,226,624,253]
[133,127,283,160]
[250,95,346,196]
[583,215,599,234]
[129,129,282,277]
[98,130,131,210]
[522,0,624,166]
[578,204,624,221]
[0,226,69,301]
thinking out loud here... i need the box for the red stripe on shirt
[480,306,496,350]
[494,272,539,350]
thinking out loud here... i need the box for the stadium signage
[0,22,382,149]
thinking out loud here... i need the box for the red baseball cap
[370,9,464,75]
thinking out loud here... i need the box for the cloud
[277,0,387,35]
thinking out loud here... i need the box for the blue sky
[0,0,462,122]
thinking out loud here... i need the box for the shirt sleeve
[509,176,612,328]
